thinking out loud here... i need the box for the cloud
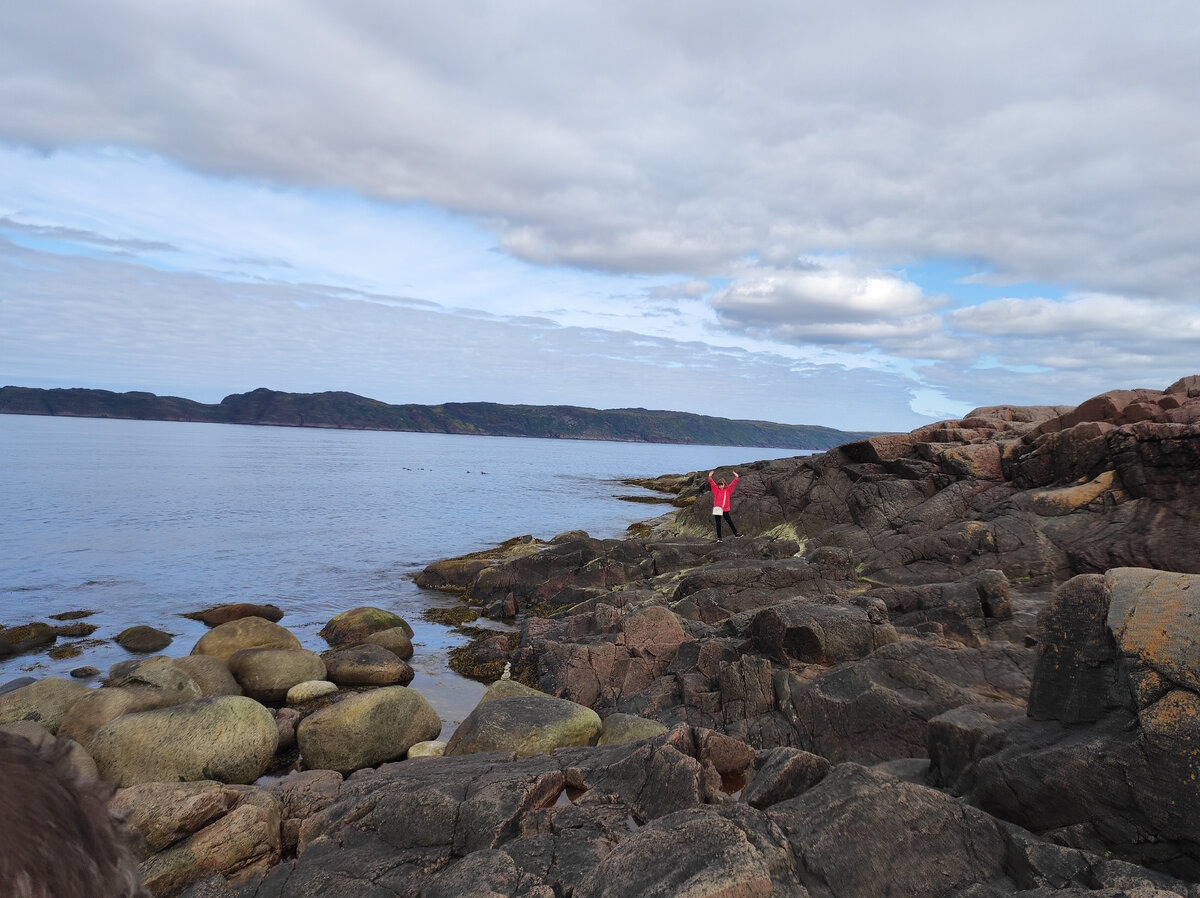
[1,2,1196,300]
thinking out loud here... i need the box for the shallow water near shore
[1,414,801,730]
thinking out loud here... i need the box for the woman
[708,470,740,540]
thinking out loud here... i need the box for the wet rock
[296,685,440,774]
[362,625,414,660]
[190,617,301,664]
[88,696,279,786]
[116,625,174,654]
[0,621,57,653]
[319,606,414,647]
[70,665,100,679]
[321,643,414,687]
[226,647,325,702]
[185,603,284,627]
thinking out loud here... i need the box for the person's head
[0,732,147,897]
[716,478,727,489]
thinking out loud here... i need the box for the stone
[226,647,326,702]
[286,680,338,705]
[750,596,898,665]
[362,626,414,660]
[741,746,831,809]
[70,666,100,679]
[190,617,301,664]
[296,685,441,774]
[59,685,199,747]
[321,643,414,686]
[108,656,203,700]
[407,740,448,759]
[319,606,414,647]
[446,695,601,758]
[479,678,545,703]
[111,780,241,854]
[116,625,174,653]
[596,712,669,746]
[169,655,244,697]
[0,677,90,734]
[88,696,279,786]
[185,603,284,627]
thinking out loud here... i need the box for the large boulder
[362,626,414,660]
[296,685,440,774]
[319,607,414,647]
[169,655,244,697]
[446,695,601,758]
[190,617,300,664]
[0,677,90,733]
[115,625,173,654]
[749,596,897,665]
[59,685,199,747]
[185,603,284,627]
[226,648,325,702]
[88,696,279,786]
[107,656,203,699]
[321,643,413,687]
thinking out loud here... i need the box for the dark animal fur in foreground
[0,731,147,897]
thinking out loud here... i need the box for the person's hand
[708,470,714,477]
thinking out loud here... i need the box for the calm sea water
[0,414,800,727]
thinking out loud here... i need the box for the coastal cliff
[0,385,878,450]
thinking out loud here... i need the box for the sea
[1,414,803,730]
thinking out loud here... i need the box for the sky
[1,2,1198,433]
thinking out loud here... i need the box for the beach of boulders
[4,375,1200,897]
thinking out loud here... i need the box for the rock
[260,768,342,857]
[619,605,686,648]
[296,685,440,774]
[108,656,203,700]
[185,603,284,627]
[70,666,100,679]
[0,621,58,653]
[273,707,300,753]
[479,678,545,703]
[286,680,338,705]
[59,685,199,747]
[190,616,301,664]
[170,655,244,697]
[362,626,414,660]
[137,786,281,897]
[749,596,898,665]
[116,625,174,653]
[741,746,831,809]
[575,803,803,898]
[596,712,669,746]
[319,606,413,647]
[321,643,414,686]
[407,740,448,759]
[422,848,556,898]
[111,780,241,854]
[446,695,601,758]
[0,677,90,733]
[226,648,326,702]
[88,696,279,786]
[0,676,37,695]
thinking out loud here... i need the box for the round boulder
[297,685,441,774]
[88,696,278,786]
[185,603,284,627]
[322,644,413,687]
[0,677,90,734]
[597,712,669,746]
[479,679,545,703]
[169,655,244,697]
[319,607,413,647]
[286,680,338,705]
[191,616,301,664]
[116,625,173,654]
[407,740,447,759]
[59,686,199,747]
[107,657,202,701]
[227,648,326,702]
[363,627,414,660]
[445,695,602,758]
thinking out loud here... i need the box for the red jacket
[709,475,738,512]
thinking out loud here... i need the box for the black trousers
[713,511,739,538]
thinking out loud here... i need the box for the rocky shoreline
[4,376,1200,896]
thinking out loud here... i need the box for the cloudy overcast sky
[2,1,1198,432]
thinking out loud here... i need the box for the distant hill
[0,386,884,449]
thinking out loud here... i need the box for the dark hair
[0,732,148,897]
